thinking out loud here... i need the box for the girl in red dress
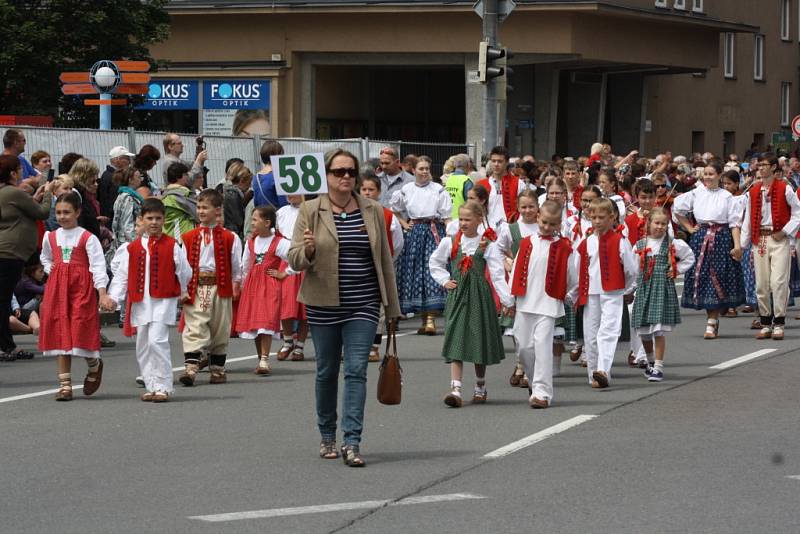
[39,192,111,401]
[236,206,294,375]
[276,194,309,361]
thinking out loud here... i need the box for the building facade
[148,0,793,158]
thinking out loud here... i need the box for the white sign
[202,109,237,136]
[791,114,800,138]
[271,153,328,196]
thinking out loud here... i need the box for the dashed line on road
[709,348,777,370]
[483,415,597,459]
[187,492,487,522]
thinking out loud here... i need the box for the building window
[754,34,765,81]
[674,0,686,9]
[654,0,667,6]
[781,82,791,126]
[692,0,703,12]
[723,131,736,159]
[723,33,735,78]
[692,131,705,154]
[782,0,791,41]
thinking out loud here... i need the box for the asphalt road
[2,292,799,533]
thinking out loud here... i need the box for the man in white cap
[98,145,135,228]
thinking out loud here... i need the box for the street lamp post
[92,63,119,130]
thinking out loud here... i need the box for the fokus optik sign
[136,80,198,109]
[204,80,270,109]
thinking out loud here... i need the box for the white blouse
[566,214,593,246]
[390,181,452,221]
[672,187,740,228]
[41,227,108,289]
[642,237,695,275]
[496,221,539,255]
[241,234,292,280]
[428,234,513,308]
[276,204,300,240]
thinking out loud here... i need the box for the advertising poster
[136,80,199,110]
[202,80,271,137]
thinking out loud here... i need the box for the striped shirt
[307,209,381,325]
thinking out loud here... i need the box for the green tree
[0,0,170,127]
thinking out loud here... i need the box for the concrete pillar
[299,57,315,138]
[534,64,559,160]
[465,55,484,158]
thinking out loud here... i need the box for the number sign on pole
[271,153,328,196]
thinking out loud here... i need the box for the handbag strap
[384,319,398,356]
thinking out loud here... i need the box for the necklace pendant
[340,212,347,220]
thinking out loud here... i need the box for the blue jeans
[310,319,378,446]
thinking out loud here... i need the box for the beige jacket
[288,194,401,318]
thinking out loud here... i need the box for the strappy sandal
[704,319,719,340]
[570,344,582,362]
[509,364,524,386]
[341,444,365,467]
[319,440,339,459]
[55,387,73,401]
[290,347,305,361]
[83,360,104,396]
[140,391,155,402]
[152,391,170,403]
[277,344,293,361]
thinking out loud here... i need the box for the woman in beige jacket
[289,149,400,468]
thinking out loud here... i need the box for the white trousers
[753,235,791,319]
[514,312,554,401]
[628,302,647,362]
[136,322,174,394]
[583,293,624,384]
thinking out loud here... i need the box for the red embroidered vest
[383,207,395,257]
[478,174,520,223]
[749,180,790,242]
[625,212,647,246]
[183,225,236,304]
[576,228,626,306]
[571,185,584,211]
[511,235,572,300]
[127,235,181,303]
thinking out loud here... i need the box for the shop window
[692,131,705,154]
[723,131,736,159]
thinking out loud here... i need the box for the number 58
[278,155,323,194]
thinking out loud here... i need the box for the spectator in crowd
[9,293,40,336]
[161,162,197,241]
[2,129,36,179]
[15,262,45,312]
[58,152,83,175]
[222,161,253,240]
[161,133,207,185]
[111,167,144,250]
[133,144,161,194]
[402,154,418,176]
[30,150,52,182]
[444,153,474,220]
[68,158,103,239]
[98,146,134,228]
[45,175,75,231]
[378,147,414,206]
[253,139,288,209]
[0,154,53,361]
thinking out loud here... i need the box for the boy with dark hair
[106,198,193,401]
[478,145,528,227]
[179,189,242,385]
[163,162,197,241]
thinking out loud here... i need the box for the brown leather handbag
[377,321,402,405]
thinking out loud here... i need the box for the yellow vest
[445,173,471,219]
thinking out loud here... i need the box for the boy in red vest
[510,200,578,408]
[180,189,242,385]
[105,198,193,401]
[741,152,800,340]
[562,160,584,212]
[478,146,527,228]
[574,198,638,389]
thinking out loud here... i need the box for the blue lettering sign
[203,80,270,109]
[136,80,199,110]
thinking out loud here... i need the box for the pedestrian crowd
[2,126,799,468]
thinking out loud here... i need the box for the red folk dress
[39,230,101,358]
[236,236,284,338]
[279,263,306,321]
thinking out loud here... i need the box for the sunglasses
[655,183,667,188]
[329,168,357,178]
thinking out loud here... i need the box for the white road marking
[709,348,777,370]
[483,415,597,459]
[785,475,800,480]
[188,492,486,522]
[0,385,84,404]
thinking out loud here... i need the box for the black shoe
[0,352,16,362]
[100,333,116,348]
[12,350,34,360]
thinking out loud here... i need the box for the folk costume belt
[197,273,217,286]
[412,218,443,245]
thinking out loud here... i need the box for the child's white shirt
[511,234,579,317]
[41,227,108,289]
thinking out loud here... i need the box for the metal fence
[9,125,477,188]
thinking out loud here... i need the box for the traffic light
[478,41,507,83]
[497,48,514,97]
